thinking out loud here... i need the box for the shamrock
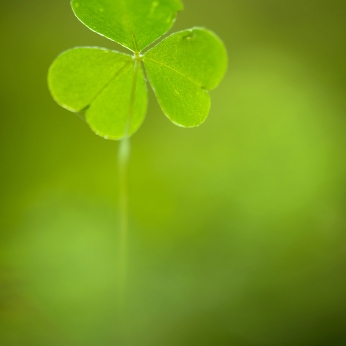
[48,0,228,140]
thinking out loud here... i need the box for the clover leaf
[48,0,228,140]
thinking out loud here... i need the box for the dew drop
[183,32,195,40]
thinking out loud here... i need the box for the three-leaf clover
[48,0,228,140]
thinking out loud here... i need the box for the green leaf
[143,28,228,127]
[48,2,228,139]
[48,47,131,112]
[48,47,148,139]
[86,62,147,139]
[71,0,183,52]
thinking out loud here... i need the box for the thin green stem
[118,134,130,303]
[117,58,140,304]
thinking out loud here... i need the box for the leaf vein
[121,0,139,52]
[144,57,206,89]
[81,61,132,112]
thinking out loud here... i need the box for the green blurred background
[1,0,346,345]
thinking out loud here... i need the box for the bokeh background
[1,0,346,345]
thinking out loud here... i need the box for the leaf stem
[117,57,140,304]
[118,133,130,303]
